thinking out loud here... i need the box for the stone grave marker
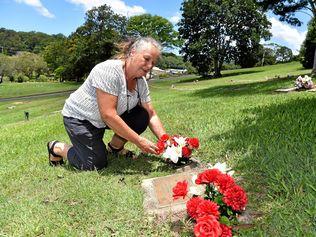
[142,158,203,221]
[142,158,256,227]
[275,87,297,93]
[275,87,316,93]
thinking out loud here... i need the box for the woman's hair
[114,37,162,59]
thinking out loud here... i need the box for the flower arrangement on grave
[294,75,314,89]
[156,134,199,164]
[172,162,248,237]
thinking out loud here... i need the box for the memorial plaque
[153,172,194,207]
[142,159,204,221]
[275,87,297,93]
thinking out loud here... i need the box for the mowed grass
[0,81,80,98]
[0,61,315,236]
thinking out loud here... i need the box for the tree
[67,4,127,80]
[257,0,316,73]
[13,52,48,79]
[300,18,316,69]
[275,45,293,63]
[127,14,180,48]
[0,28,65,55]
[42,38,69,71]
[178,0,271,77]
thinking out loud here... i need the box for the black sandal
[107,143,135,159]
[47,141,64,166]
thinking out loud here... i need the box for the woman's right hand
[137,136,158,155]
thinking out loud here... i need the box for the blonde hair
[114,37,162,59]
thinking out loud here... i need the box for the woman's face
[129,44,160,78]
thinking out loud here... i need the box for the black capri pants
[63,105,149,171]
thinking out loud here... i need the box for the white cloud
[268,17,307,54]
[67,0,146,16]
[15,0,54,18]
[169,12,181,25]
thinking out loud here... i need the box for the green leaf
[219,216,231,226]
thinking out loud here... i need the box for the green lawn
[0,62,315,236]
[0,81,80,98]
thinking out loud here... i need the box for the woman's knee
[121,105,149,135]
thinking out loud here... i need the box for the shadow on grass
[63,153,174,176]
[191,76,294,98]
[214,96,316,233]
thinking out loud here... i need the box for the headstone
[142,158,256,226]
[275,87,316,93]
[142,158,203,221]
[275,87,297,93]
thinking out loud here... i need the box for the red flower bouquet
[156,134,199,164]
[172,163,247,237]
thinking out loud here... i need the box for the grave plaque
[275,87,297,93]
[142,159,204,221]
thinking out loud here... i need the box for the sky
[0,0,312,54]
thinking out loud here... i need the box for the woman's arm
[96,88,157,154]
[141,101,166,139]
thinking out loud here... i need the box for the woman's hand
[137,136,158,155]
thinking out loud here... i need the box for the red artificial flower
[182,146,192,158]
[188,137,200,149]
[172,180,188,200]
[196,199,220,219]
[160,134,170,142]
[186,196,204,219]
[156,140,166,154]
[223,185,248,211]
[195,169,222,185]
[215,174,235,193]
[194,215,222,237]
[220,224,232,237]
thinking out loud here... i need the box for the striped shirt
[62,59,151,128]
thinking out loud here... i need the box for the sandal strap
[108,143,135,158]
[49,141,62,158]
[108,143,124,153]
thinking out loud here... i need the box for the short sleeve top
[62,59,151,128]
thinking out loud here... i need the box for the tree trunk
[0,74,3,84]
[312,48,316,76]
[213,58,222,78]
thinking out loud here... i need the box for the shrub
[37,75,49,82]
[15,74,24,83]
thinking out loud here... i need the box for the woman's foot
[47,141,64,166]
[107,143,136,159]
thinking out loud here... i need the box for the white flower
[207,162,235,176]
[162,145,182,163]
[295,75,313,89]
[191,174,198,183]
[189,185,205,196]
[173,136,187,147]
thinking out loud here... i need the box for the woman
[47,37,166,170]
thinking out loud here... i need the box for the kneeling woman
[47,37,166,170]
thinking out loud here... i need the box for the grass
[0,61,315,236]
[0,81,80,98]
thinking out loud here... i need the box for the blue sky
[0,0,312,54]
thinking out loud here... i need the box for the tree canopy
[300,18,316,69]
[178,0,271,77]
[257,0,315,26]
[0,28,65,55]
[127,14,179,48]
[257,0,316,73]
